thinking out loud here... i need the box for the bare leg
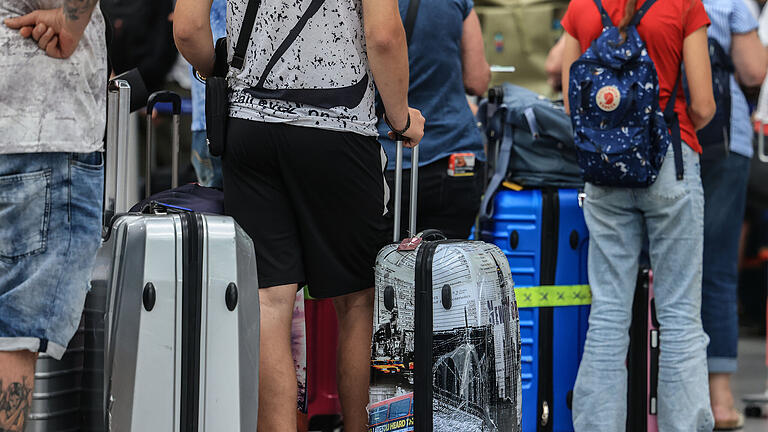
[333,288,374,432]
[709,373,742,427]
[0,351,37,432]
[258,284,300,432]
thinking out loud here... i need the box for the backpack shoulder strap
[231,0,262,70]
[663,70,685,180]
[592,0,614,28]
[630,0,659,27]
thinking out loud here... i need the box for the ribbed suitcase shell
[24,322,85,432]
[480,189,590,432]
[101,212,259,431]
[370,240,521,431]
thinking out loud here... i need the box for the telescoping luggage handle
[145,91,182,198]
[104,78,132,232]
[392,135,419,242]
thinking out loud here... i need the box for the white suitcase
[369,141,522,432]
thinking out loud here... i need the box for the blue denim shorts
[0,152,103,360]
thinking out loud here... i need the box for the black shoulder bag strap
[663,73,685,180]
[231,0,262,70]
[404,0,422,46]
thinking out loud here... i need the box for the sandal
[713,410,745,431]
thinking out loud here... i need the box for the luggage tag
[447,152,476,177]
[398,235,422,251]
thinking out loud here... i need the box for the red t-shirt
[562,0,710,152]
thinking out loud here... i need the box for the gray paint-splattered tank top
[226,0,378,137]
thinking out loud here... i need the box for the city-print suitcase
[97,90,260,431]
[627,269,659,432]
[369,140,522,432]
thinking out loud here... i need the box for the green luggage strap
[514,284,591,308]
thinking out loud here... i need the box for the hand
[5,8,84,59]
[387,107,425,148]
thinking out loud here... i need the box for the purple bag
[130,183,224,214]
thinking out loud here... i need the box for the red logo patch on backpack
[596,86,621,112]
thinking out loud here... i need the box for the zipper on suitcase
[537,190,558,431]
[180,212,204,432]
[414,240,440,432]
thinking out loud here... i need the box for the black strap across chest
[228,0,368,109]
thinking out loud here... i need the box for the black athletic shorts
[222,118,390,298]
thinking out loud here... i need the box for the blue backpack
[568,0,683,187]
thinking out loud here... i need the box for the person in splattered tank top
[174,0,425,430]
[560,0,717,429]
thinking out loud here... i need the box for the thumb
[4,11,38,29]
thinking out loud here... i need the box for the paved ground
[734,335,768,432]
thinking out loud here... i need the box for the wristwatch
[385,112,411,136]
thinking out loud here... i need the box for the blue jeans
[701,153,751,374]
[0,152,103,360]
[573,145,714,431]
[191,130,223,189]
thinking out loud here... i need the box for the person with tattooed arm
[0,1,106,431]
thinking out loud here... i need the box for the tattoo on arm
[63,0,98,21]
[0,377,33,432]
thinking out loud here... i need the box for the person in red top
[561,0,716,430]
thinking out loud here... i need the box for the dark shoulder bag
[204,0,261,156]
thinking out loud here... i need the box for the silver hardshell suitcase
[369,141,522,432]
[93,85,260,431]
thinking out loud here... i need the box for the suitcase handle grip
[147,91,182,116]
[145,91,182,198]
[392,136,419,242]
